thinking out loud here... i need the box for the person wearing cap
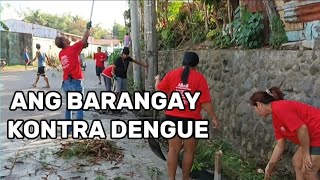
[112,47,147,94]
[28,43,50,88]
[55,21,92,134]
[249,87,320,180]
[155,51,221,180]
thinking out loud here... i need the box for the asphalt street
[0,60,180,179]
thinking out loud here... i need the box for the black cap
[36,43,41,49]
[122,47,130,55]
[182,51,199,67]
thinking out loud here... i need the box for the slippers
[43,86,50,88]
[32,84,36,87]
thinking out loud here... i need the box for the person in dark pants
[112,47,147,95]
[155,52,221,180]
[102,64,115,92]
[28,44,50,88]
[55,21,92,134]
[93,47,106,85]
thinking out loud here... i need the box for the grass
[2,64,34,71]
[147,166,163,180]
[95,176,107,180]
[192,140,265,180]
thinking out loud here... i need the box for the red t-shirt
[94,52,106,68]
[102,65,114,78]
[157,67,211,120]
[59,41,84,81]
[272,100,320,146]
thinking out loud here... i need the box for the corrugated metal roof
[284,0,320,23]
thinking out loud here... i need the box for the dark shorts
[96,66,104,76]
[310,146,320,155]
[164,115,199,137]
[37,67,45,76]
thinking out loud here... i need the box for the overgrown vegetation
[108,49,122,65]
[155,1,288,50]
[157,1,212,49]
[232,6,264,49]
[269,15,288,49]
[147,166,163,180]
[209,29,232,49]
[192,140,265,179]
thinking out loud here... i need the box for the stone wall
[158,49,320,174]
[0,31,32,65]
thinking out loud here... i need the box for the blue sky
[0,1,129,30]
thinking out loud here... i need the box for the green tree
[93,24,108,39]
[22,9,109,38]
[112,22,126,40]
[0,4,9,30]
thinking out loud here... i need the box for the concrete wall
[4,19,58,39]
[157,49,320,175]
[0,31,32,65]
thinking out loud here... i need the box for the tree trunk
[262,0,278,30]
[227,0,233,35]
[144,0,157,92]
[164,0,169,26]
[130,0,142,91]
[203,2,209,32]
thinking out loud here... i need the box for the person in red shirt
[102,64,115,91]
[155,51,221,180]
[54,21,91,134]
[249,87,320,180]
[93,47,106,85]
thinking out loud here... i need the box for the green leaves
[0,21,9,30]
[22,9,110,39]
[112,22,126,40]
[108,49,121,65]
[269,15,288,49]
[232,6,264,49]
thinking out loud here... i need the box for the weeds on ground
[95,175,107,180]
[192,140,264,179]
[114,176,126,180]
[147,166,163,180]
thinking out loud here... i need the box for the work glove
[86,21,92,30]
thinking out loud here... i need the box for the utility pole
[130,0,142,91]
[144,0,158,92]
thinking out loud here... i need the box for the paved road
[0,60,182,179]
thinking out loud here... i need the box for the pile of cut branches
[56,139,124,163]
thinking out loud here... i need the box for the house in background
[281,0,320,48]
[238,0,320,49]
[0,19,121,65]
